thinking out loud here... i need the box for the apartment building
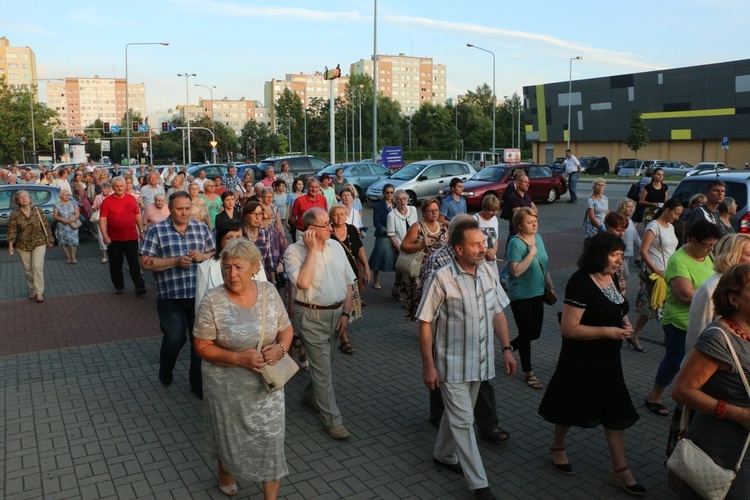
[264,72,349,132]
[0,37,38,96]
[200,98,271,136]
[46,76,146,135]
[351,53,447,114]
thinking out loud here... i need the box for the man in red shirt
[99,177,147,295]
[290,178,327,237]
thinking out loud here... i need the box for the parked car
[316,162,392,199]
[652,160,693,177]
[614,158,635,175]
[685,162,732,177]
[186,164,228,181]
[437,163,567,210]
[367,160,476,205]
[551,157,566,173]
[257,155,330,181]
[617,159,659,177]
[0,184,61,242]
[671,171,750,232]
[579,156,610,175]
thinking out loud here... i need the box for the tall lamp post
[28,77,63,163]
[467,43,496,157]
[195,83,216,162]
[126,42,169,166]
[177,73,197,164]
[567,56,583,149]
[372,0,378,162]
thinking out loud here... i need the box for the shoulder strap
[256,283,267,350]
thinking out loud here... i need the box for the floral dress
[398,222,448,321]
[54,200,79,246]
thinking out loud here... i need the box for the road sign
[381,146,404,170]
[211,147,218,153]
[110,125,120,133]
[168,125,177,132]
[139,125,149,132]
[101,140,111,152]
[722,136,730,150]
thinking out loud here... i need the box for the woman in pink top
[144,194,170,229]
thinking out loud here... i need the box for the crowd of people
[6,157,750,500]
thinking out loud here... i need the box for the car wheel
[544,188,557,204]
[406,191,417,206]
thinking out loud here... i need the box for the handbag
[533,251,557,306]
[257,284,299,393]
[90,209,100,223]
[626,182,640,201]
[69,219,82,229]
[395,223,426,278]
[666,329,750,500]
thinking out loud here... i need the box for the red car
[437,163,567,210]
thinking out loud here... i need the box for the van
[464,151,501,171]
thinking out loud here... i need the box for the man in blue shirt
[439,178,467,225]
[140,191,216,399]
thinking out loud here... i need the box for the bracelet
[278,343,287,357]
[715,399,727,419]
[341,312,350,318]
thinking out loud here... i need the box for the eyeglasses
[384,190,394,195]
[424,209,439,213]
[250,211,263,216]
[698,240,717,249]
[311,221,332,228]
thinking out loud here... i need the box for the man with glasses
[290,178,328,239]
[284,207,356,440]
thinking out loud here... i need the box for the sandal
[339,342,355,355]
[525,372,543,390]
[550,447,573,475]
[372,283,382,290]
[644,399,669,416]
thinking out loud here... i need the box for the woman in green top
[644,219,723,416]
[507,207,554,390]
[200,180,223,230]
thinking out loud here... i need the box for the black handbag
[626,183,640,201]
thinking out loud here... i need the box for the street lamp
[126,42,169,166]
[372,0,378,162]
[28,77,63,163]
[177,73,197,163]
[357,85,364,161]
[195,83,216,162]
[467,43,496,157]
[567,56,583,149]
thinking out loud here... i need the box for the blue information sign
[381,146,404,170]
[110,125,120,133]
[139,125,149,132]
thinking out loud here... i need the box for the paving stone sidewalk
[0,236,678,499]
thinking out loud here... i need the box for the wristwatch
[502,346,514,352]
[341,312,351,318]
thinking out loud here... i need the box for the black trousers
[107,239,145,291]
[429,380,498,432]
[510,295,544,372]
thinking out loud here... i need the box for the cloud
[384,15,657,73]
[167,0,363,22]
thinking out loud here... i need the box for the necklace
[725,318,749,339]
[423,221,440,236]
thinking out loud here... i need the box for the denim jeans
[568,172,579,201]
[655,323,687,388]
[157,298,202,390]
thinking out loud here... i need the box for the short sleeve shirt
[140,218,216,299]
[100,194,140,241]
[506,234,548,301]
[662,247,715,331]
[284,240,356,306]
[439,196,467,221]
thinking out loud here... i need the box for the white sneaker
[101,258,108,264]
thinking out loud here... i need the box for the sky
[4,0,749,116]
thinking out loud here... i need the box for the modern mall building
[523,59,750,168]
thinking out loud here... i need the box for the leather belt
[294,300,343,310]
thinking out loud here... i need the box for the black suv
[580,156,610,175]
[256,155,330,181]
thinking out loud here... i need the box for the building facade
[46,76,146,136]
[523,59,750,167]
[351,53,447,115]
[0,37,37,95]
[199,98,271,136]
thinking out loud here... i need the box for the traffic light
[132,121,139,132]
[103,122,110,133]
[161,122,168,133]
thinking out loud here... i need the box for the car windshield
[471,166,508,182]
[389,164,423,180]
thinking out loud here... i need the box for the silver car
[652,160,693,177]
[0,184,61,242]
[366,160,476,205]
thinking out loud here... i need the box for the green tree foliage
[239,120,286,160]
[189,115,238,163]
[0,78,60,163]
[274,88,304,153]
[626,109,650,161]
[408,104,454,150]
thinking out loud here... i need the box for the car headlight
[464,191,475,197]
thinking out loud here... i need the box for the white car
[366,160,476,205]
[685,162,732,177]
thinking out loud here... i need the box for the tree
[626,109,649,165]
[274,88,304,153]
[239,120,285,160]
[408,104,453,150]
[0,78,60,163]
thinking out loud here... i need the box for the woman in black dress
[638,167,668,225]
[539,232,645,496]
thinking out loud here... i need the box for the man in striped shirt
[417,217,516,500]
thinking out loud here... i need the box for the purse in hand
[257,284,299,393]
[666,329,750,500]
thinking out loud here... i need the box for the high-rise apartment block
[351,53,447,114]
[46,76,146,136]
[264,72,349,132]
[200,98,271,136]
[0,37,37,95]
